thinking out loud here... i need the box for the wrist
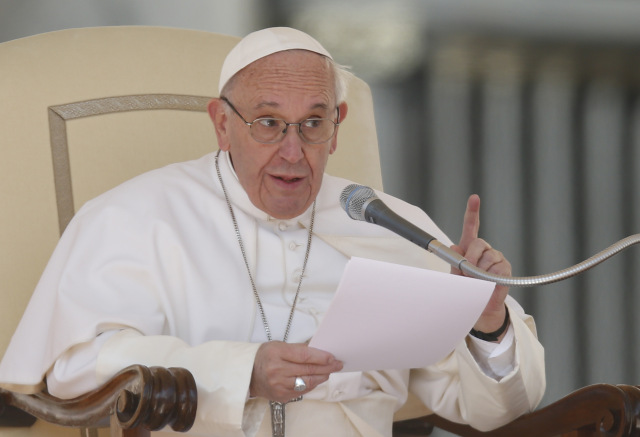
[469,306,510,342]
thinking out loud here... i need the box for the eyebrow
[253,101,331,112]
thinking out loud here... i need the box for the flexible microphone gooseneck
[340,184,640,287]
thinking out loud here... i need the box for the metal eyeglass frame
[220,97,340,144]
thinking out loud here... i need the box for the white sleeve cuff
[466,323,516,380]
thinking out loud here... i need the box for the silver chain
[214,151,315,342]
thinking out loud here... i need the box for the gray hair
[331,57,353,105]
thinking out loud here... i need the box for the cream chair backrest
[0,26,382,435]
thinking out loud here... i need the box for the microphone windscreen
[340,184,377,220]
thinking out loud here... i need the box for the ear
[330,101,349,155]
[337,101,349,124]
[208,98,231,151]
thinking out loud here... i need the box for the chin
[269,209,303,220]
[268,203,308,219]
[262,194,313,219]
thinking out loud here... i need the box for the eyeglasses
[221,97,340,144]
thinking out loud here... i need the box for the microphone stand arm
[341,184,640,288]
[427,235,640,287]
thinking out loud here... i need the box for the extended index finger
[458,194,481,251]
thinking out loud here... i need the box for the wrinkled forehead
[227,51,336,106]
[218,27,332,94]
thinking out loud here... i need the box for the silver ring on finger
[294,376,307,392]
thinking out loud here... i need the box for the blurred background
[1,0,639,435]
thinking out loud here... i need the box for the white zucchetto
[218,27,333,94]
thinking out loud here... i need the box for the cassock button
[292,268,302,283]
[278,222,288,231]
[289,241,299,251]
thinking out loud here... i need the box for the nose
[278,125,304,163]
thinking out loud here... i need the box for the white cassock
[0,151,545,436]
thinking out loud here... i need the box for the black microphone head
[340,184,377,221]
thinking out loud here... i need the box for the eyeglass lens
[251,118,336,144]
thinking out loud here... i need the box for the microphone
[339,184,469,271]
[339,184,640,287]
[340,184,440,249]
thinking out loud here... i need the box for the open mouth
[275,175,302,183]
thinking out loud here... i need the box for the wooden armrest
[0,365,197,433]
[394,384,640,437]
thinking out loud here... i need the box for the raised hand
[450,194,511,338]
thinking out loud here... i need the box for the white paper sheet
[308,257,495,372]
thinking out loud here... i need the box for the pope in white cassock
[0,27,545,436]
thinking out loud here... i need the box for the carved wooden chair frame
[2,370,639,436]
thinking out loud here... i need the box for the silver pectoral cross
[270,401,285,437]
[269,396,303,437]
